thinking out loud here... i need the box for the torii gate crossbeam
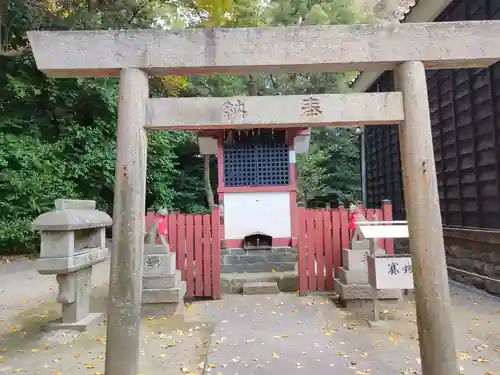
[27,20,500,375]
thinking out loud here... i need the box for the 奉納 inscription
[221,99,247,122]
[300,96,322,117]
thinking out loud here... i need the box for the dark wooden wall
[365,0,500,228]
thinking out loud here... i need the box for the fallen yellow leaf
[181,367,189,373]
[159,354,165,359]
[457,352,471,360]
[389,336,398,344]
[473,357,489,364]
[272,352,280,359]
[400,369,418,375]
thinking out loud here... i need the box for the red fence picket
[297,203,393,295]
[185,215,195,296]
[144,207,221,299]
[297,206,308,296]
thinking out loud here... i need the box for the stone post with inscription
[32,199,112,331]
[141,209,186,317]
[334,208,401,316]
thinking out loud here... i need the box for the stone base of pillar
[46,312,105,332]
[141,301,184,318]
[141,244,186,318]
[334,279,401,300]
[334,239,401,319]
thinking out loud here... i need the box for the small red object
[348,212,357,231]
[157,216,168,235]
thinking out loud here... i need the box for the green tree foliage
[261,0,363,207]
[0,0,230,252]
[297,128,361,207]
[0,0,363,253]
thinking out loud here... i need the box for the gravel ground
[197,284,500,375]
[2,257,500,375]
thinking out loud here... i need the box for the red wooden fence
[145,202,392,298]
[297,203,393,296]
[145,208,221,299]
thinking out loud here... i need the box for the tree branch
[0,47,32,57]
[128,1,147,25]
[269,74,278,89]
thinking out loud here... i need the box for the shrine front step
[242,281,279,295]
[221,247,298,255]
[221,248,298,274]
[221,263,296,273]
[221,271,298,294]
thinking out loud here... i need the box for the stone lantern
[32,199,112,331]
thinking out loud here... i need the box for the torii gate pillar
[105,68,149,375]
[396,61,457,375]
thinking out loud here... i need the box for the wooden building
[356,0,500,229]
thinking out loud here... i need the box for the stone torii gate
[28,20,500,375]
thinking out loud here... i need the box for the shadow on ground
[0,285,215,375]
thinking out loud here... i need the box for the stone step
[242,281,279,295]
[143,271,181,289]
[221,247,298,255]
[142,281,186,303]
[350,239,370,250]
[144,243,169,255]
[221,271,298,294]
[141,301,184,318]
[337,267,368,285]
[222,252,298,265]
[333,279,401,300]
[221,262,296,273]
[342,248,385,270]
